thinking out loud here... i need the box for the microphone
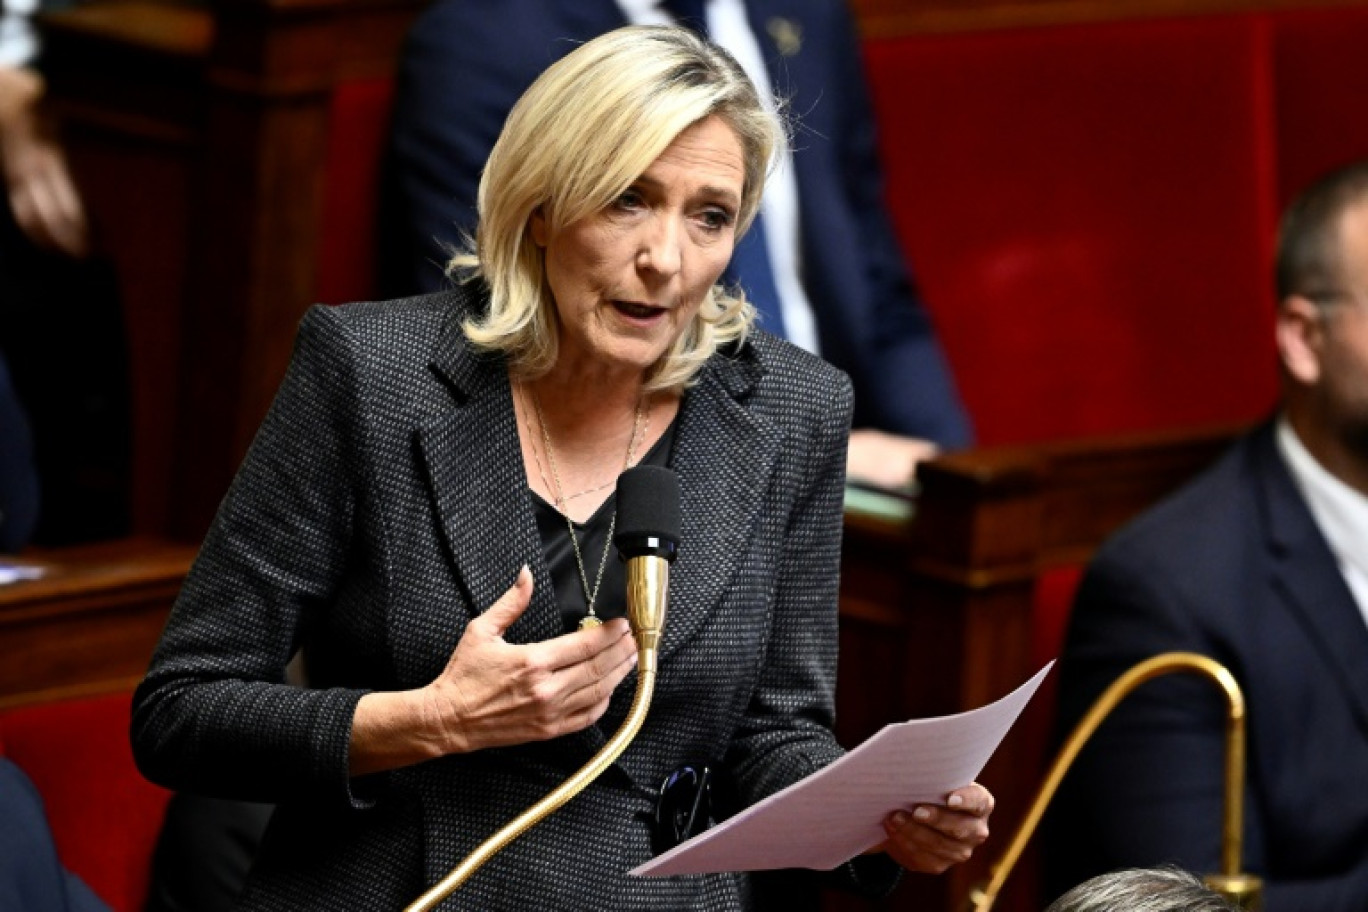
[968,652,1263,911]
[614,466,681,667]
[405,466,680,910]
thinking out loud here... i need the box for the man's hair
[1276,159,1368,303]
[1045,867,1240,912]
[452,25,784,392]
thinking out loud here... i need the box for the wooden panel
[39,0,425,539]
[0,539,195,709]
[910,424,1243,582]
[40,6,208,537]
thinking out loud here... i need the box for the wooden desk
[0,538,195,709]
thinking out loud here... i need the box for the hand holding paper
[632,662,1053,877]
[879,780,994,874]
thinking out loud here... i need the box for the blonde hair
[451,25,783,392]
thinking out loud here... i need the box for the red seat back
[865,16,1282,445]
[0,695,171,912]
[316,76,398,306]
[1272,7,1368,210]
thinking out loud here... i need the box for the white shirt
[617,0,821,354]
[0,0,40,69]
[1276,417,1368,632]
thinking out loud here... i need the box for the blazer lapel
[416,314,561,647]
[661,346,783,664]
[416,313,782,762]
[1257,431,1368,731]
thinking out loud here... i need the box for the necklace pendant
[578,614,603,631]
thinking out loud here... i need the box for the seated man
[1046,160,1368,909]
[382,0,971,488]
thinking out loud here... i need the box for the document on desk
[631,661,1053,877]
[0,561,45,586]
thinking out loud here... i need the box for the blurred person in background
[1046,160,1368,910]
[0,0,130,545]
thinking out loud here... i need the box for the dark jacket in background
[1046,423,1368,910]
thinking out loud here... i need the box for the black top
[532,417,677,632]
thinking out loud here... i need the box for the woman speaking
[132,26,992,909]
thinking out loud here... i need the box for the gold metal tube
[405,556,671,911]
[969,651,1261,911]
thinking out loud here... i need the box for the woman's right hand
[422,565,639,753]
[349,566,638,777]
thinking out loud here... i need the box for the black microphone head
[614,465,680,561]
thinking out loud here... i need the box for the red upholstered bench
[864,14,1283,447]
[1272,6,1368,208]
[0,694,170,912]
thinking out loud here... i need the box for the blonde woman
[133,27,991,910]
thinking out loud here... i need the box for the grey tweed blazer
[132,286,857,910]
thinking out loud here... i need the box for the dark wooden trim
[0,539,195,710]
[39,0,425,538]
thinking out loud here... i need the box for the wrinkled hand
[879,782,994,874]
[846,429,938,491]
[422,566,639,753]
[0,67,88,258]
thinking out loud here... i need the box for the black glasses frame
[652,764,712,855]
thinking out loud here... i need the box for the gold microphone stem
[405,556,670,911]
[969,652,1259,911]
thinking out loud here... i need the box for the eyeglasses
[652,764,712,854]
[1309,288,1368,310]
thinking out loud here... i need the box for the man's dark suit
[381,0,970,445]
[1046,423,1368,910]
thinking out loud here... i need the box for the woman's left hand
[878,782,994,874]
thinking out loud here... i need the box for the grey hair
[1045,867,1240,912]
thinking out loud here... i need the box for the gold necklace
[526,385,648,629]
[520,387,649,511]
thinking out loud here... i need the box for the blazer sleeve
[722,368,852,799]
[1262,866,1368,910]
[722,365,901,896]
[132,305,373,809]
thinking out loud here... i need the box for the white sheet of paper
[631,661,1053,877]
